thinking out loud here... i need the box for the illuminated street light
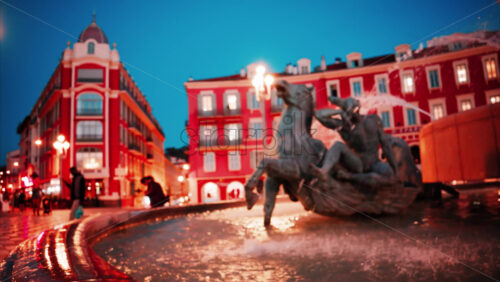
[251,64,274,144]
[35,139,42,146]
[53,134,70,154]
[13,161,19,167]
[0,171,3,176]
[53,134,70,196]
[177,175,185,182]
[182,163,190,171]
[6,170,10,175]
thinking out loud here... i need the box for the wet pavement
[94,188,500,281]
[0,207,125,260]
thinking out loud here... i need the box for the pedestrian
[140,176,167,208]
[31,173,42,216]
[18,189,26,212]
[63,166,86,220]
[1,191,10,212]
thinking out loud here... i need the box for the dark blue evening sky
[1,0,499,165]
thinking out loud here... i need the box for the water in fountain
[93,189,500,281]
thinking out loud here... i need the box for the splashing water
[357,94,433,119]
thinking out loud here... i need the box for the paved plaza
[0,207,126,260]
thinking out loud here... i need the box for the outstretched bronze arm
[314,108,344,130]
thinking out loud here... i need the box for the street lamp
[251,65,274,144]
[53,134,70,196]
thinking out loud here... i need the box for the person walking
[140,176,167,208]
[1,191,10,212]
[18,189,26,212]
[64,167,86,220]
[31,173,42,216]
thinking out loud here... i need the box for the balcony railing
[147,153,153,159]
[76,136,103,142]
[128,143,141,154]
[225,138,243,146]
[199,138,218,147]
[198,107,242,117]
[76,109,103,116]
[128,122,141,134]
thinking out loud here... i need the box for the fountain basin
[0,201,245,280]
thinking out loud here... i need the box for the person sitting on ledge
[140,176,168,208]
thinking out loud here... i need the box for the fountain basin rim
[0,200,247,281]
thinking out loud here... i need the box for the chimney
[335,57,342,64]
[320,56,326,71]
[240,68,246,78]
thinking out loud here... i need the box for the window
[486,89,500,104]
[460,100,472,111]
[301,66,308,74]
[199,92,215,116]
[375,74,388,94]
[199,125,217,147]
[326,80,340,102]
[77,68,103,83]
[225,123,242,145]
[406,108,417,125]
[401,71,414,93]
[227,94,238,110]
[76,121,103,141]
[426,66,441,89]
[202,95,213,111]
[228,151,241,171]
[429,98,447,119]
[203,152,216,172]
[432,104,444,119]
[248,119,262,139]
[77,93,103,115]
[247,90,260,110]
[456,94,475,112]
[271,91,284,111]
[88,42,95,54]
[250,150,264,169]
[350,78,363,97]
[224,91,240,114]
[381,111,391,128]
[453,60,469,85]
[483,54,498,81]
[76,147,103,170]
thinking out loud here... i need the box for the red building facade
[16,17,170,206]
[185,31,500,203]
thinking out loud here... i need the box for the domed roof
[78,14,108,44]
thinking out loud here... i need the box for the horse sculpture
[245,80,419,226]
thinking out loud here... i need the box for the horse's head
[275,80,314,113]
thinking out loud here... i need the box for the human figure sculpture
[245,80,419,226]
[311,95,398,189]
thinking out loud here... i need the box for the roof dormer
[297,58,311,74]
[346,52,363,68]
[395,44,412,62]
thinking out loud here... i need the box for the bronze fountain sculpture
[245,80,420,226]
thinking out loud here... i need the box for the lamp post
[53,134,70,196]
[251,65,274,145]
